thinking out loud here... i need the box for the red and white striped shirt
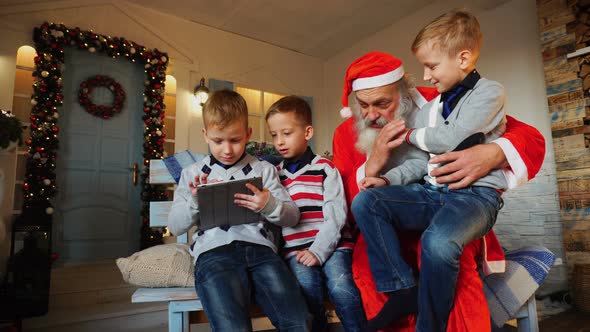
[278,150,353,264]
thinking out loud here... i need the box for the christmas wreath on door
[78,75,125,119]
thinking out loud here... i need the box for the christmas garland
[26,22,169,248]
[78,75,126,119]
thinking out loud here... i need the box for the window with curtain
[163,74,177,157]
[235,86,285,144]
[208,79,312,146]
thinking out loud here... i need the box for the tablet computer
[197,177,263,231]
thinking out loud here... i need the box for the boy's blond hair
[411,9,482,60]
[265,95,312,126]
[203,89,248,129]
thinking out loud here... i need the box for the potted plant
[0,109,24,151]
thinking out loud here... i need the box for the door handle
[129,162,139,186]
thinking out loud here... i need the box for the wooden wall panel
[537,0,590,269]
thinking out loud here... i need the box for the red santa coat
[332,88,546,332]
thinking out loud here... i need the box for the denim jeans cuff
[375,278,416,293]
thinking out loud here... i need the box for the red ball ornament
[23,183,29,191]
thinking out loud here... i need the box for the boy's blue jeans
[351,183,503,332]
[286,249,367,332]
[194,241,311,332]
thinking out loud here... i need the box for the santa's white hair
[354,75,415,153]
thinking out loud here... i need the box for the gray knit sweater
[408,78,508,190]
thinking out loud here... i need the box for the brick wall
[495,151,567,286]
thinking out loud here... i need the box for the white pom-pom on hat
[340,107,352,118]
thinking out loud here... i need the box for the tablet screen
[197,177,263,231]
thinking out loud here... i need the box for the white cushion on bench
[117,243,194,287]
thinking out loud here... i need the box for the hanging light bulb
[193,77,209,110]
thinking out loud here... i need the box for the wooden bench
[514,297,538,332]
[130,159,201,332]
[131,158,541,332]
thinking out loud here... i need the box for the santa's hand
[296,250,320,267]
[430,143,505,189]
[188,173,209,196]
[234,183,270,212]
[365,119,406,177]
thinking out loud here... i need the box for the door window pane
[236,87,261,115]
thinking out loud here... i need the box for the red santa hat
[340,51,405,118]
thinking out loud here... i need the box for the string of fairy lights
[25,22,169,248]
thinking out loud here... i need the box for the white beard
[356,125,379,154]
[353,93,414,154]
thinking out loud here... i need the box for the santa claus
[332,51,545,332]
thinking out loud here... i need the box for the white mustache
[364,117,388,128]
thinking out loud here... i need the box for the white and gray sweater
[168,154,300,263]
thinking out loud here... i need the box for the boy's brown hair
[203,89,248,129]
[265,95,312,126]
[411,9,482,60]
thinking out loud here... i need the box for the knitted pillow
[484,245,556,327]
[116,243,194,287]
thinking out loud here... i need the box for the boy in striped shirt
[266,96,367,332]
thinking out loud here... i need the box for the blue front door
[56,48,143,263]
